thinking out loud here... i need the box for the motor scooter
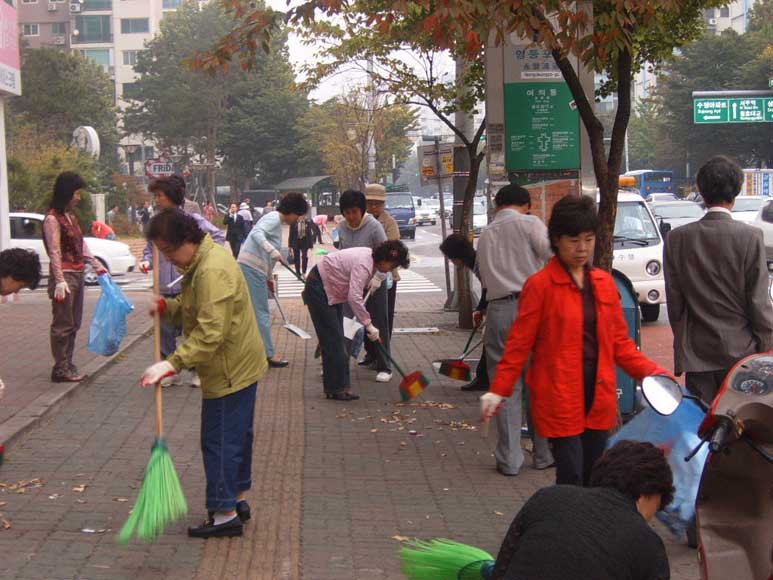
[642,354,773,580]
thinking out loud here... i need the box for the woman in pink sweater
[303,240,410,401]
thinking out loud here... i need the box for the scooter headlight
[646,260,661,276]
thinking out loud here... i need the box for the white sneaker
[160,374,182,387]
[376,372,393,383]
[190,372,201,388]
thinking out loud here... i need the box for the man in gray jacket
[665,156,773,402]
[336,189,392,382]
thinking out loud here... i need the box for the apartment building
[18,0,70,50]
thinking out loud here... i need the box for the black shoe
[236,501,251,523]
[357,357,375,367]
[325,392,360,401]
[461,379,488,392]
[188,516,243,538]
[267,358,289,368]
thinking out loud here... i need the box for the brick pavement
[0,290,152,442]
[0,291,700,579]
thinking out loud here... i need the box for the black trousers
[549,429,609,486]
[685,368,732,404]
[474,347,489,386]
[293,247,309,275]
[362,284,391,372]
[228,239,241,259]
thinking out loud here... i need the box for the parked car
[472,201,488,236]
[644,193,680,203]
[753,199,773,268]
[602,192,666,322]
[650,201,705,234]
[413,197,437,226]
[385,192,417,240]
[9,212,137,285]
[730,196,767,224]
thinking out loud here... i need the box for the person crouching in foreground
[141,209,267,539]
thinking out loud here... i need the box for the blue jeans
[201,383,257,511]
[240,264,274,358]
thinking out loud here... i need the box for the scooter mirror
[642,375,683,416]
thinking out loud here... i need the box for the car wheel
[84,259,108,286]
[640,303,660,323]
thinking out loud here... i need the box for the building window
[162,0,181,8]
[719,6,730,18]
[21,0,37,4]
[74,15,112,43]
[83,0,112,10]
[122,82,140,99]
[81,48,111,71]
[22,24,39,36]
[120,18,149,34]
[122,49,145,66]
[51,22,67,34]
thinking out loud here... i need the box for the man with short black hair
[477,184,553,476]
[665,156,773,403]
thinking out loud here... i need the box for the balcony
[72,33,112,44]
[82,0,112,10]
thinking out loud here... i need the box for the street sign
[418,143,457,186]
[504,81,580,172]
[145,158,175,179]
[694,97,773,124]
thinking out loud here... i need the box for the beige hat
[365,183,387,201]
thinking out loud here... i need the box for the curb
[0,320,154,449]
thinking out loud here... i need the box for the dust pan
[273,294,311,339]
[376,341,429,401]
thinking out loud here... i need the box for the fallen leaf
[48,494,60,500]
[72,485,88,493]
[112,497,128,503]
[443,488,449,491]
[400,442,408,447]
[1,518,11,530]
[0,501,6,507]
[392,535,409,542]
[494,511,504,517]
[76,499,87,504]
[370,429,379,433]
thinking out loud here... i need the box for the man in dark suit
[664,156,773,403]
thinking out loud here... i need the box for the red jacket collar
[547,256,605,284]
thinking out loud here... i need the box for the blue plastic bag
[609,397,708,540]
[88,274,134,356]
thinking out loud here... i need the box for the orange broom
[376,341,429,401]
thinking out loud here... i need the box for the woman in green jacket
[141,209,267,539]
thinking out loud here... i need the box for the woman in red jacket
[481,195,670,486]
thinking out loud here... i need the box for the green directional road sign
[694,97,773,124]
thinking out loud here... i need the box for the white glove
[54,281,70,302]
[261,240,282,261]
[480,392,505,420]
[368,276,383,292]
[140,361,176,387]
[365,323,380,342]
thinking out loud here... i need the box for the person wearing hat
[364,183,401,369]
[238,202,253,232]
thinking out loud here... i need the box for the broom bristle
[438,360,472,381]
[117,438,187,544]
[400,372,429,401]
[400,538,494,580]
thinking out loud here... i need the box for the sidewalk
[0,292,699,579]
[0,289,152,445]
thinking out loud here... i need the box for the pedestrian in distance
[106,205,119,226]
[481,195,673,487]
[0,248,41,296]
[139,175,226,387]
[365,183,401,344]
[223,202,246,258]
[664,155,773,404]
[491,440,673,580]
[141,209,266,539]
[439,233,489,392]
[336,189,393,382]
[91,219,115,240]
[203,200,217,224]
[42,171,107,383]
[476,184,554,476]
[303,240,410,401]
[138,201,151,234]
[238,202,253,232]
[288,210,322,276]
[238,192,309,368]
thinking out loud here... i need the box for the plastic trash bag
[609,396,708,540]
[88,274,134,356]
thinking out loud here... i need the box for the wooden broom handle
[152,245,164,438]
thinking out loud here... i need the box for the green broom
[117,246,187,544]
[400,539,495,580]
